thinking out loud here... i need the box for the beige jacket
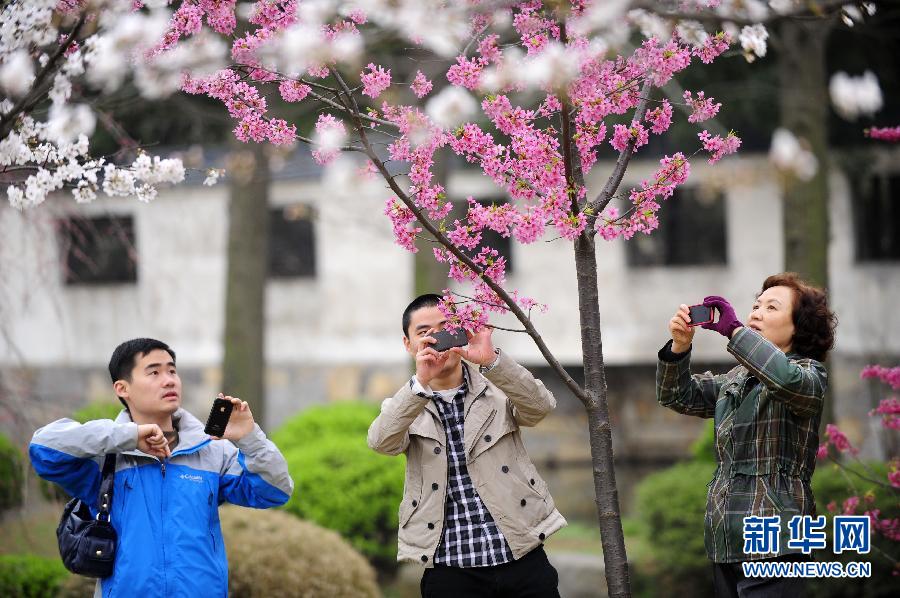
[367,351,567,567]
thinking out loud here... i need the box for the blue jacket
[30,408,294,597]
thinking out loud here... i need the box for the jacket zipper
[160,457,168,596]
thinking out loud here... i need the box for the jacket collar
[115,407,211,457]
[421,361,489,418]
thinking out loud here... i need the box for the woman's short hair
[761,272,837,362]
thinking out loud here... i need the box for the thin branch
[559,23,579,217]
[584,78,653,222]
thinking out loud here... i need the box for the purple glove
[701,295,743,339]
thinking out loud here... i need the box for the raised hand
[415,333,451,387]
[449,326,496,366]
[669,304,696,354]
[701,295,744,339]
[211,394,255,442]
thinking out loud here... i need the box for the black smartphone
[205,398,234,437]
[431,328,469,352]
[688,304,714,327]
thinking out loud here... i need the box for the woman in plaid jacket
[656,272,837,598]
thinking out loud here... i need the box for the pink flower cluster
[311,114,346,165]
[865,126,900,142]
[683,90,721,123]
[869,399,900,431]
[693,31,732,64]
[861,364,900,390]
[698,130,741,164]
[595,153,691,241]
[384,198,421,253]
[410,71,433,98]
[183,70,296,145]
[279,80,311,102]
[162,1,743,330]
[645,100,673,135]
[447,56,484,90]
[153,0,237,56]
[361,63,391,98]
[822,423,858,456]
[512,7,559,55]
[610,122,649,153]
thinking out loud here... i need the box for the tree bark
[777,19,834,431]
[574,234,631,598]
[222,142,270,426]
[777,19,831,288]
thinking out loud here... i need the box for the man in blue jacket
[30,338,294,597]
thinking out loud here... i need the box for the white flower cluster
[0,1,217,209]
[769,128,818,181]
[829,71,883,121]
[2,110,184,210]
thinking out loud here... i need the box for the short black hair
[402,293,443,337]
[108,338,175,408]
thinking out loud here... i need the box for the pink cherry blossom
[698,130,741,164]
[410,71,433,98]
[825,423,858,455]
[361,63,391,98]
[279,80,311,103]
[683,90,721,123]
[865,126,900,142]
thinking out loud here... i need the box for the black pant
[713,554,807,598]
[420,546,560,598]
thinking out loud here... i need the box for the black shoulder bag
[56,454,118,578]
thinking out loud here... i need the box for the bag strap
[96,454,117,523]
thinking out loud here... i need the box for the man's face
[403,305,462,373]
[114,349,181,418]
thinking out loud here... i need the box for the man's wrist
[479,348,502,373]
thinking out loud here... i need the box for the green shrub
[221,505,380,598]
[71,401,122,424]
[0,433,24,514]
[632,460,714,597]
[690,419,716,463]
[273,402,405,569]
[0,555,68,598]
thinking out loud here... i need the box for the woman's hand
[701,295,744,339]
[669,304,695,353]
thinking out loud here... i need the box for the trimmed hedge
[273,402,405,569]
[71,401,122,424]
[0,433,24,514]
[632,460,715,597]
[0,555,68,598]
[221,505,380,597]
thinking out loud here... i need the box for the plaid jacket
[656,327,827,563]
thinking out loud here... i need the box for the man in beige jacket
[368,294,566,597]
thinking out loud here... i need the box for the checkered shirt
[413,371,514,567]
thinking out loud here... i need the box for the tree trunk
[574,234,630,598]
[222,142,270,426]
[778,19,830,288]
[777,19,834,430]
